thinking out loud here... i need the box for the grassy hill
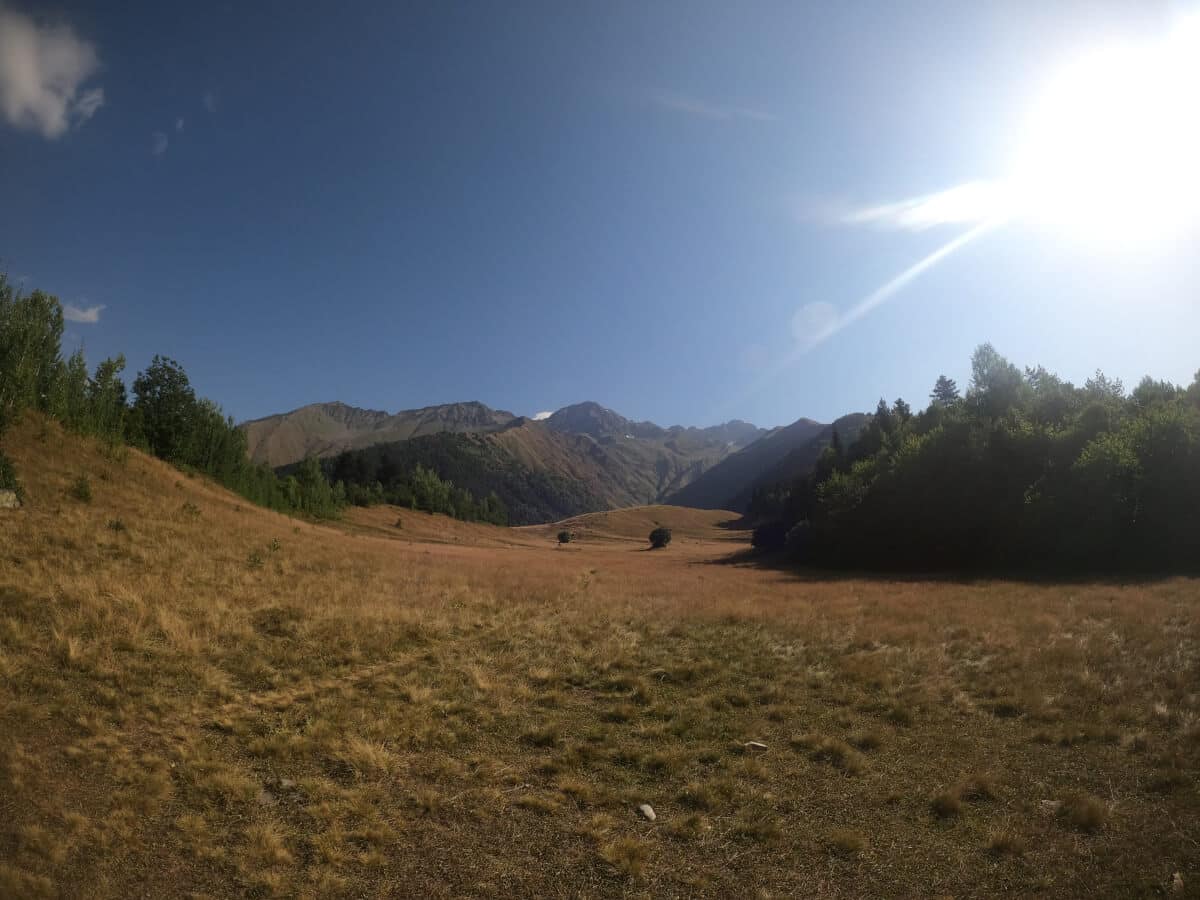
[2,413,1198,897]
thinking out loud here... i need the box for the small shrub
[931,789,962,818]
[393,517,403,529]
[106,518,126,533]
[1059,794,1108,832]
[247,551,264,570]
[648,526,672,549]
[268,538,281,554]
[69,475,92,503]
[557,530,573,544]
[181,501,200,519]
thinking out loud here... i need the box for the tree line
[324,452,509,525]
[0,275,522,526]
[320,433,606,525]
[0,276,339,517]
[750,344,1200,573]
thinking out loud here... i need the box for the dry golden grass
[1,412,1198,897]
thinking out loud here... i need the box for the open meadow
[1,415,1198,898]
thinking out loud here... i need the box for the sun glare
[1011,16,1200,243]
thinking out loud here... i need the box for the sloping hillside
[722,412,871,512]
[241,401,516,467]
[665,416,828,510]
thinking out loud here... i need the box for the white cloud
[62,303,105,324]
[151,131,168,155]
[0,6,105,139]
[842,181,1010,231]
[532,411,553,421]
[202,90,217,112]
[649,89,777,123]
[175,116,184,132]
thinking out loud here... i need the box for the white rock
[1038,799,1062,815]
[744,741,768,751]
[637,803,656,822]
[1173,872,1184,894]
[0,490,20,510]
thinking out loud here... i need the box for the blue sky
[2,1,1197,428]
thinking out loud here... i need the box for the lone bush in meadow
[69,474,92,503]
[649,526,672,549]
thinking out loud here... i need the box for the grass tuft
[1059,794,1109,832]
[600,837,648,879]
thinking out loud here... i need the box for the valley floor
[1,417,1198,898]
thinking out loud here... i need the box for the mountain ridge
[242,398,852,522]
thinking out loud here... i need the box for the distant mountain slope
[318,411,767,524]
[319,429,606,525]
[492,418,739,509]
[664,416,830,511]
[241,401,516,467]
[722,413,871,513]
[246,399,767,520]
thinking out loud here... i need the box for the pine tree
[930,375,960,406]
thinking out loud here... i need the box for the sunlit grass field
[1,415,1197,898]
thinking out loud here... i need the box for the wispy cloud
[532,411,553,421]
[175,116,184,132]
[842,181,1010,231]
[0,6,105,139]
[202,90,217,113]
[649,89,778,123]
[151,131,168,155]
[62,303,105,324]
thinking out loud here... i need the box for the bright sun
[1011,15,1200,243]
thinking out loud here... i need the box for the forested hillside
[750,345,1200,572]
[315,432,606,526]
[0,276,342,518]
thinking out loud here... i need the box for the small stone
[744,741,768,751]
[278,778,297,790]
[1172,873,1184,894]
[256,789,277,807]
[637,803,656,822]
[1038,799,1062,815]
[0,490,20,510]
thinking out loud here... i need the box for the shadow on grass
[703,545,1189,587]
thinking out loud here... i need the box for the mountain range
[241,400,866,521]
